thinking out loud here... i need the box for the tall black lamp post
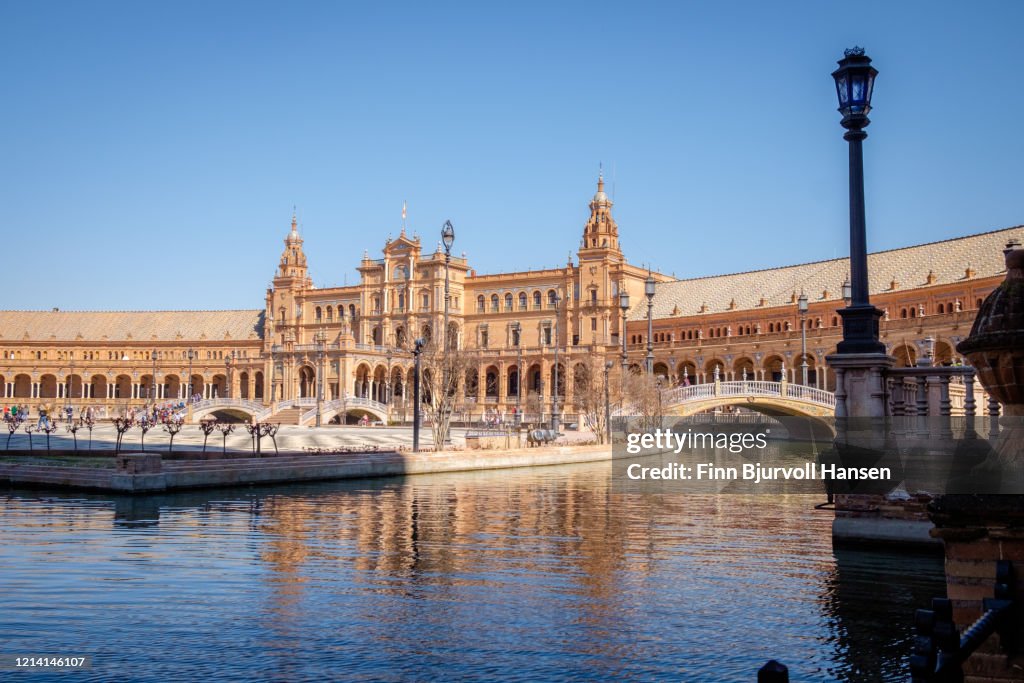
[315,329,326,427]
[832,47,885,355]
[551,293,561,434]
[644,270,656,374]
[619,288,630,373]
[224,351,234,400]
[797,292,809,385]
[413,337,424,452]
[151,348,159,405]
[513,322,522,424]
[442,220,455,352]
[187,348,195,402]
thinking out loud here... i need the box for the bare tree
[416,339,474,450]
[571,357,613,444]
[620,371,662,434]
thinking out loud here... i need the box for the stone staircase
[269,407,305,425]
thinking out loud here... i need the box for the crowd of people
[2,401,192,428]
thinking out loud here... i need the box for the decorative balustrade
[885,365,983,417]
[662,381,836,409]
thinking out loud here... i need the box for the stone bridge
[189,398,274,423]
[188,396,390,426]
[298,396,389,425]
[662,380,836,418]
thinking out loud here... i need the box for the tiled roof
[0,310,265,342]
[630,226,1024,321]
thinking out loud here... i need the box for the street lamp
[66,358,75,414]
[224,351,234,399]
[186,348,195,403]
[832,47,885,355]
[842,276,852,307]
[668,352,676,386]
[413,337,425,452]
[151,348,158,405]
[442,220,455,353]
[513,322,522,424]
[645,270,656,374]
[386,348,393,422]
[797,292,809,386]
[604,360,613,444]
[551,293,561,434]
[315,329,326,426]
[619,288,630,373]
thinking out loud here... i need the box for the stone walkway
[1,423,598,455]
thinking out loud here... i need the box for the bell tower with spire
[579,170,620,255]
[573,171,626,349]
[274,211,310,288]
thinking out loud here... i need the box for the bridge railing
[191,398,268,414]
[298,396,391,425]
[662,381,836,410]
[782,383,836,408]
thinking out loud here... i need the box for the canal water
[0,460,943,682]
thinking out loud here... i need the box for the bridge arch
[662,381,836,439]
[190,398,269,423]
[317,397,389,425]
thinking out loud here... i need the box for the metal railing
[910,560,1015,682]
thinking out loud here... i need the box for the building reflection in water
[0,461,944,681]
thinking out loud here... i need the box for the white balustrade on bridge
[662,381,835,410]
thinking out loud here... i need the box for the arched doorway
[14,373,31,398]
[484,365,499,398]
[298,366,316,398]
[507,365,520,399]
[763,355,785,382]
[39,374,58,399]
[115,374,132,399]
[89,374,107,399]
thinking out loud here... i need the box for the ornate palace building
[0,174,1020,423]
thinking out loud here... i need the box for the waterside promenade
[0,426,610,493]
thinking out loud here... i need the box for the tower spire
[401,200,407,236]
[579,171,619,252]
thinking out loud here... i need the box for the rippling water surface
[0,460,943,682]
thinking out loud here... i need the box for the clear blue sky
[2,1,1021,310]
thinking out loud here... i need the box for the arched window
[976,298,983,308]
[519,292,527,310]
[477,295,485,312]
[937,303,945,314]
[490,294,499,312]
[505,293,513,311]
[533,291,542,308]
[910,307,917,318]
[547,290,558,307]
[901,308,908,319]
[326,306,333,320]
[315,306,322,320]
